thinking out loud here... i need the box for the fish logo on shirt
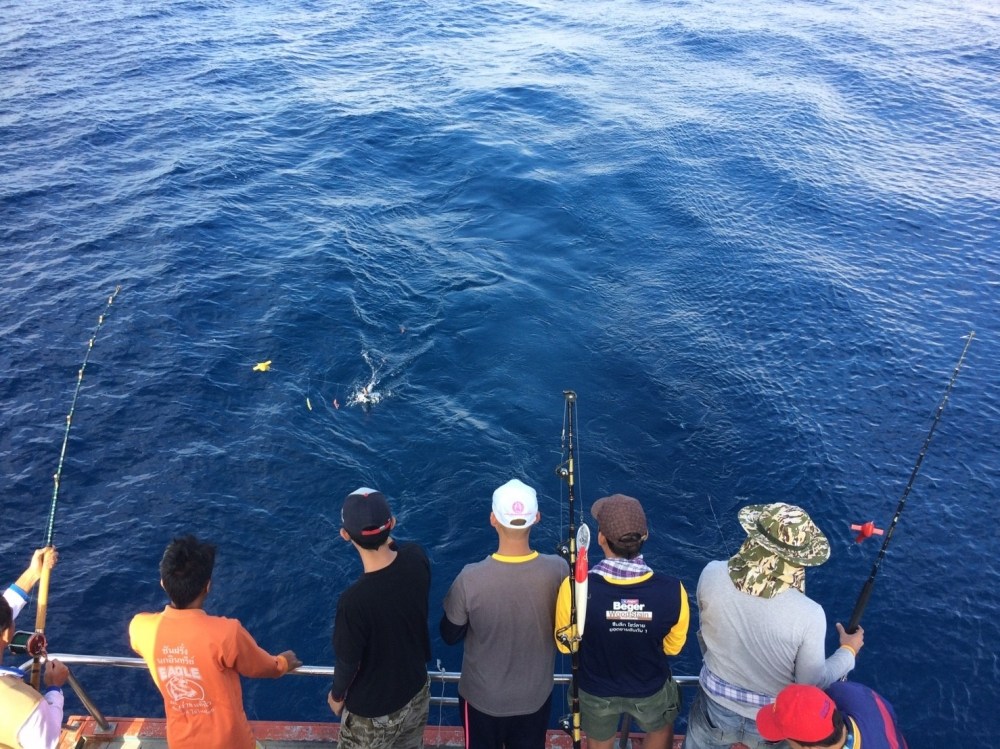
[165,675,206,702]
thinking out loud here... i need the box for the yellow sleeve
[554,576,573,654]
[661,581,690,656]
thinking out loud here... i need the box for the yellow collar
[492,551,539,563]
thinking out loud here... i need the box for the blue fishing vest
[578,572,683,698]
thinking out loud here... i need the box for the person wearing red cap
[327,487,432,749]
[755,682,908,749]
[555,494,689,749]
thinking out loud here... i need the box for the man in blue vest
[555,494,690,749]
[1,547,68,749]
[755,682,908,749]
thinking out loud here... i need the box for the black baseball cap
[342,487,393,540]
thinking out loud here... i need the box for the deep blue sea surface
[2,0,998,746]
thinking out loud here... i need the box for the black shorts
[459,691,553,749]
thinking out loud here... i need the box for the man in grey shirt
[440,479,568,749]
[683,503,865,749]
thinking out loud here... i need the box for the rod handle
[846,578,874,634]
[29,564,52,690]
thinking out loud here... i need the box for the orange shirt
[129,606,287,749]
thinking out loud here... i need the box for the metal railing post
[66,667,111,732]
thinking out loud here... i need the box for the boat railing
[34,653,699,734]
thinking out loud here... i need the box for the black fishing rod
[30,285,122,689]
[554,389,584,749]
[846,330,975,634]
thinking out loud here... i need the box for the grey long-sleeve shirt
[696,560,854,719]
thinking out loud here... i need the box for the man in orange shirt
[130,535,301,749]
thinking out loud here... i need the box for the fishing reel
[555,624,572,649]
[554,468,571,564]
[9,630,47,657]
[555,539,571,564]
[557,714,573,735]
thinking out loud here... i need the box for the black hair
[0,595,12,633]
[159,535,216,609]
[607,532,645,560]
[805,710,846,747]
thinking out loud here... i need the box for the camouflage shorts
[338,679,431,749]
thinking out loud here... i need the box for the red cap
[756,685,836,743]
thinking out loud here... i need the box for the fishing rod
[30,285,122,689]
[554,390,589,749]
[846,330,975,634]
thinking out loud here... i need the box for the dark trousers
[459,692,553,749]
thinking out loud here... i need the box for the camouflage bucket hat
[737,503,830,567]
[728,538,806,598]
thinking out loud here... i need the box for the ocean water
[1,0,998,746]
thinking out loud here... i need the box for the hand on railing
[44,659,69,688]
[279,650,303,673]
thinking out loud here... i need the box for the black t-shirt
[331,542,431,716]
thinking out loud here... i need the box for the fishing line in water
[281,349,389,412]
[45,285,122,546]
[705,493,732,557]
[346,350,386,407]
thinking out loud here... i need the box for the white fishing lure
[575,523,590,639]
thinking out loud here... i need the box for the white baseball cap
[492,479,539,528]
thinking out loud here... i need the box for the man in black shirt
[327,487,432,749]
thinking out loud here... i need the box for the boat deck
[51,656,693,748]
[59,715,676,748]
